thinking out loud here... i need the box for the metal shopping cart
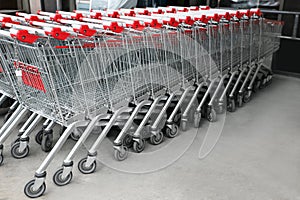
[0,6,284,198]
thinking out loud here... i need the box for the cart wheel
[70,132,80,141]
[114,146,128,161]
[78,157,97,174]
[207,108,217,122]
[193,112,201,128]
[133,139,145,153]
[173,112,182,125]
[123,134,133,148]
[24,179,46,198]
[11,142,29,159]
[149,131,164,145]
[41,132,53,152]
[181,121,187,131]
[0,153,3,165]
[237,94,243,107]
[243,91,251,103]
[53,168,73,186]
[35,130,43,145]
[164,124,179,138]
[3,111,12,123]
[227,99,236,112]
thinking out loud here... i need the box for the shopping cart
[0,6,284,198]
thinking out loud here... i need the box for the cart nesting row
[0,6,283,198]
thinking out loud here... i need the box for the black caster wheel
[123,134,133,148]
[70,132,80,141]
[11,142,29,159]
[78,157,97,174]
[173,112,182,126]
[207,108,217,122]
[3,111,12,123]
[0,153,3,165]
[149,131,164,145]
[227,99,236,112]
[53,168,73,186]
[41,131,53,152]
[24,179,46,198]
[164,124,179,138]
[133,139,145,153]
[243,91,251,103]
[35,130,43,145]
[237,94,243,107]
[114,146,128,161]
[193,112,201,128]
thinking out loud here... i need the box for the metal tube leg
[17,115,43,154]
[237,66,255,106]
[133,96,165,139]
[0,107,29,144]
[131,96,165,152]
[196,78,218,113]
[10,112,35,147]
[55,114,108,185]
[167,92,184,124]
[219,71,239,103]
[248,65,261,91]
[0,105,23,137]
[167,86,194,125]
[5,101,19,120]
[208,75,227,107]
[151,93,175,135]
[78,107,133,169]
[0,95,7,107]
[18,113,37,136]
[239,66,254,95]
[0,107,29,162]
[9,101,18,111]
[194,78,218,127]
[181,83,205,131]
[114,101,152,146]
[153,93,178,138]
[36,120,88,174]
[229,68,247,98]
[23,120,88,198]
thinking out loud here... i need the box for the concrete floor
[0,74,300,200]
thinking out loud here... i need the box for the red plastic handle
[163,17,179,27]
[51,14,63,21]
[152,9,163,14]
[71,13,84,21]
[45,27,70,40]
[138,10,149,15]
[0,17,20,27]
[126,20,145,31]
[11,30,39,44]
[124,10,135,17]
[90,12,102,19]
[185,16,195,25]
[103,22,124,33]
[144,19,162,29]
[27,15,45,22]
[108,11,120,18]
[74,25,97,36]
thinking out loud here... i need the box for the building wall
[271,0,300,75]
